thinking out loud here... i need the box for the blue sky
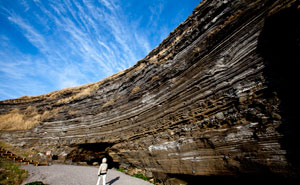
[0,0,199,100]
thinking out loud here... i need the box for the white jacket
[98,158,108,175]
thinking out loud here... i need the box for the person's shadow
[107,176,120,185]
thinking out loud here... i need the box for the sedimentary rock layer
[1,0,299,183]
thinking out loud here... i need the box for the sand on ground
[21,164,152,185]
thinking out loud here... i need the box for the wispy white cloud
[20,0,30,12]
[0,0,187,100]
[149,2,164,27]
[7,13,47,53]
[98,0,116,12]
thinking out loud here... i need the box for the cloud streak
[0,0,198,100]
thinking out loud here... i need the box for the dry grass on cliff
[102,98,115,108]
[0,106,59,131]
[0,107,40,131]
[54,70,129,104]
[56,83,100,104]
[131,86,140,94]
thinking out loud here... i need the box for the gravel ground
[21,164,152,185]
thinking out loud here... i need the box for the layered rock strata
[1,0,300,183]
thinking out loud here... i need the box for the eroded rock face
[1,0,300,183]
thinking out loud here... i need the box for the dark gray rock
[1,0,300,184]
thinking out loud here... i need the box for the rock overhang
[1,0,300,184]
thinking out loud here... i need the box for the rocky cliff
[1,0,299,184]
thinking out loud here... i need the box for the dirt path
[21,164,152,185]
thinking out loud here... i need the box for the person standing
[97,158,108,185]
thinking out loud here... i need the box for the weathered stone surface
[1,0,300,184]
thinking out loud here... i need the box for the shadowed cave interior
[66,142,119,169]
[258,1,300,171]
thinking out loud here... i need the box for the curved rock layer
[1,0,300,183]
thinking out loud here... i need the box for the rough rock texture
[1,0,300,184]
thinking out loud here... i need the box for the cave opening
[66,142,119,169]
[52,155,58,160]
